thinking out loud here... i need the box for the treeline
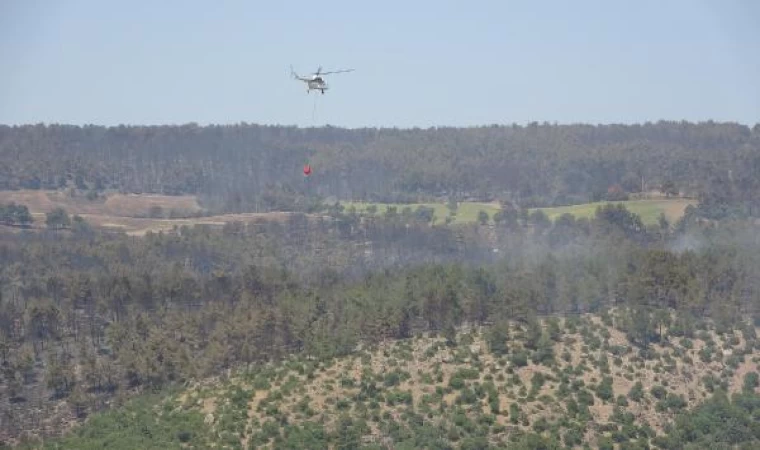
[0,203,33,227]
[0,202,90,231]
[1,122,759,215]
[1,201,759,442]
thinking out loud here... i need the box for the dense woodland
[1,120,760,448]
[1,197,759,446]
[1,122,759,215]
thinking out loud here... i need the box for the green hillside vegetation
[28,311,760,450]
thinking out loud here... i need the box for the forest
[1,196,759,447]
[1,121,759,216]
[0,121,759,448]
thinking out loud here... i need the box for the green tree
[71,215,93,234]
[658,212,670,231]
[485,320,509,356]
[661,180,679,197]
[477,210,489,225]
[743,371,759,393]
[46,207,71,229]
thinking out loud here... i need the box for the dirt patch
[0,189,202,217]
[201,397,216,415]
[658,200,694,223]
[730,361,759,394]
[0,189,323,235]
[103,194,202,217]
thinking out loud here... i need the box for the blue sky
[1,0,758,128]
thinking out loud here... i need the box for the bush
[511,351,529,368]
[449,376,465,390]
[509,403,520,424]
[650,385,667,400]
[663,393,686,411]
[577,389,595,407]
[563,428,584,447]
[596,377,614,402]
[628,382,644,402]
[597,435,614,450]
[743,371,759,392]
[384,371,401,387]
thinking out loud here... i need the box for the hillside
[0,136,758,449]
[29,311,760,449]
[1,122,758,217]
[2,198,759,448]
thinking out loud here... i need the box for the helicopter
[290,65,354,94]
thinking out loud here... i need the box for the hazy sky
[1,0,759,128]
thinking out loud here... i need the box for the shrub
[563,428,584,447]
[628,382,644,402]
[449,376,465,390]
[577,389,595,407]
[598,435,614,450]
[511,351,529,368]
[743,371,759,392]
[596,377,614,402]
[663,393,686,411]
[509,403,520,424]
[384,371,401,387]
[650,385,667,400]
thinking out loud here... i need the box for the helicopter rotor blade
[319,68,355,75]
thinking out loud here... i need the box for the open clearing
[0,189,202,217]
[0,190,295,235]
[342,198,695,226]
[77,212,299,236]
[1,190,695,235]
[533,198,696,225]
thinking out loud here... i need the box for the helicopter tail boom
[289,65,306,81]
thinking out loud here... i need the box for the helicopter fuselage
[306,77,328,93]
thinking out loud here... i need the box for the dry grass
[0,190,311,235]
[0,189,200,216]
[82,211,299,236]
[103,193,202,216]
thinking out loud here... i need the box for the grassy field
[341,198,696,226]
[532,198,696,225]
[0,189,695,234]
